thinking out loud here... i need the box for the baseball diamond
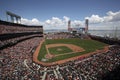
[33,38,108,66]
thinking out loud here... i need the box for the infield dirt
[45,43,85,59]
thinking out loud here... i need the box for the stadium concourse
[0,20,120,80]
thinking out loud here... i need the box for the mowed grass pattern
[48,46,73,55]
[38,38,108,62]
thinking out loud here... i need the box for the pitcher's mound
[57,48,63,51]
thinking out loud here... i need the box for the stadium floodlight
[6,11,21,23]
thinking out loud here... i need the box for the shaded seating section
[0,20,43,49]
[89,35,120,45]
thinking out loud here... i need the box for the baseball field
[36,38,108,63]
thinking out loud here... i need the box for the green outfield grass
[37,42,47,61]
[38,38,108,62]
[48,46,73,55]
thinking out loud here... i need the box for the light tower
[68,20,72,32]
[6,11,21,24]
[85,19,88,33]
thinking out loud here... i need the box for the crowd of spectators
[46,32,74,39]
[0,23,120,80]
[0,24,43,49]
[90,35,120,45]
[0,37,43,80]
[0,23,44,80]
[1,38,119,80]
[1,39,120,80]
[0,25,43,34]
[58,45,120,80]
[0,34,42,49]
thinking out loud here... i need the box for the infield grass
[48,46,73,55]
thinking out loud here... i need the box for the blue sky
[1,0,120,30]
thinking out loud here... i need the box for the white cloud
[85,11,120,23]
[85,15,104,23]
[44,17,65,29]
[103,11,120,22]
[85,11,120,30]
[21,18,42,25]
[21,11,120,30]
[44,16,84,29]
[63,16,70,22]
[45,19,51,24]
[72,20,84,28]
[107,11,120,16]
[109,11,120,22]
[50,17,63,25]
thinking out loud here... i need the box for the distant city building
[68,20,72,32]
[85,19,89,33]
[67,19,89,35]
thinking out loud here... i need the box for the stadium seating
[0,20,120,80]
